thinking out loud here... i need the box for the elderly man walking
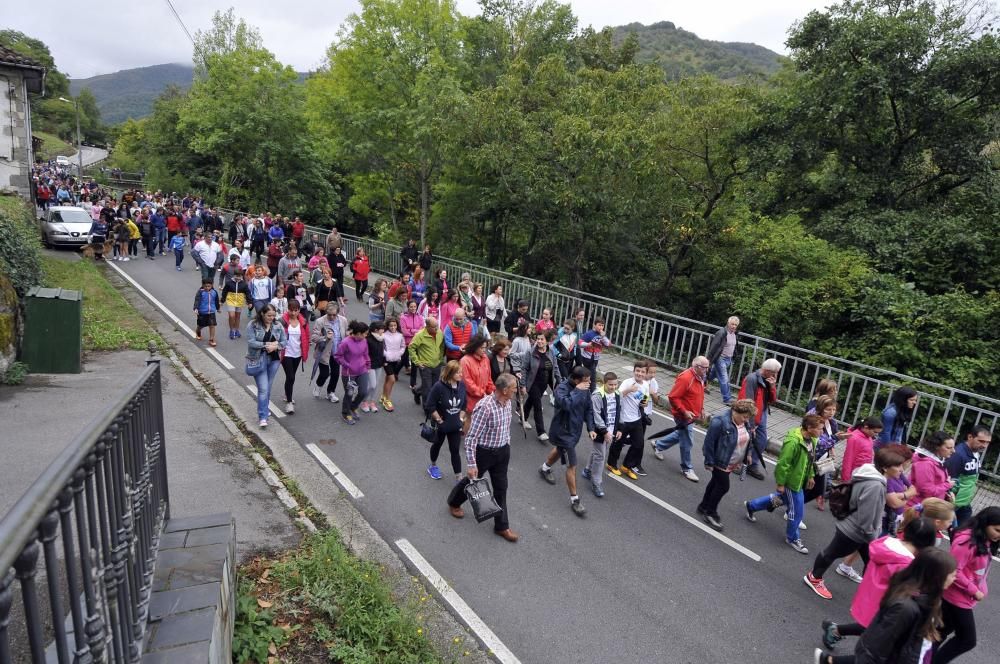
[651,356,710,482]
[738,358,782,480]
[706,316,740,404]
[408,316,445,406]
[447,373,520,543]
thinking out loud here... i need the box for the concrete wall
[0,70,33,198]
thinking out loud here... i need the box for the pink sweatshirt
[400,312,424,345]
[906,450,953,506]
[851,535,914,626]
[942,529,991,609]
[841,428,875,483]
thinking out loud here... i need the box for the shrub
[0,195,43,296]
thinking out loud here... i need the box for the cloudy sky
[7,0,831,79]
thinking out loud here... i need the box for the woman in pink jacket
[907,432,956,507]
[840,416,884,483]
[401,300,425,393]
[933,507,1000,663]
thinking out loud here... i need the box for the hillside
[612,21,784,80]
[70,63,194,124]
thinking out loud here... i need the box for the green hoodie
[774,427,817,492]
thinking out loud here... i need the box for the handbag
[814,440,836,476]
[420,418,438,443]
[245,352,265,376]
[464,478,503,523]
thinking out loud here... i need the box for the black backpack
[828,481,856,520]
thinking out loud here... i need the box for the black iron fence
[0,360,169,663]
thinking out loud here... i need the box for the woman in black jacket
[814,547,956,664]
[425,360,467,482]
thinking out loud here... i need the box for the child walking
[193,279,221,347]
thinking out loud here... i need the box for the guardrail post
[0,570,14,664]
[14,542,44,662]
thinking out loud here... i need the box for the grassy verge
[235,530,454,664]
[34,130,75,162]
[40,256,162,352]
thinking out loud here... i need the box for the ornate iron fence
[0,360,169,663]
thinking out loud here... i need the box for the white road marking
[305,443,364,499]
[395,539,521,664]
[244,384,286,419]
[105,260,236,370]
[607,474,762,562]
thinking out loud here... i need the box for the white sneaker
[538,433,549,441]
[523,422,532,430]
[787,539,809,554]
[122,257,130,262]
[682,469,699,482]
[784,512,807,530]
[285,402,295,414]
[328,393,339,403]
[549,394,555,406]
[259,419,268,428]
[312,383,321,398]
[836,563,864,584]
[650,440,664,461]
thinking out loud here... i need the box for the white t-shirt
[644,377,659,415]
[618,378,648,423]
[285,324,302,359]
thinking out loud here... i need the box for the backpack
[828,481,856,520]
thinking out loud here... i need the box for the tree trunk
[419,169,429,247]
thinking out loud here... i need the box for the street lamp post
[57,96,84,176]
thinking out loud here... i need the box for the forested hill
[612,21,784,79]
[70,63,195,124]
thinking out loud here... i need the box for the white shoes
[285,402,295,414]
[328,392,339,403]
[836,563,863,584]
[523,422,532,430]
[538,433,549,441]
[784,512,808,530]
[682,469,699,482]
[312,383,321,398]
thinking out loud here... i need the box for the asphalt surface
[99,249,999,664]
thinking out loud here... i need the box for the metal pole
[75,100,84,177]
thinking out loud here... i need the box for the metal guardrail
[0,360,169,664]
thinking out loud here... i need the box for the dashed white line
[607,474,762,562]
[395,539,522,664]
[305,443,364,499]
[244,384,286,419]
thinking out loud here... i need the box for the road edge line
[305,443,364,499]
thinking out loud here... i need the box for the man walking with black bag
[447,373,520,543]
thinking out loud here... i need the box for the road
[101,250,999,664]
[75,145,108,166]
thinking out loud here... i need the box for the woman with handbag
[806,396,848,510]
[246,304,287,428]
[425,360,467,481]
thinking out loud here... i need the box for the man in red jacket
[738,358,782,480]
[651,356,709,482]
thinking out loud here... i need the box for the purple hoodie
[333,335,370,377]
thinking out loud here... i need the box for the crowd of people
[36,175,996,663]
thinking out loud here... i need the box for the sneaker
[682,469,699,482]
[821,620,842,649]
[176,266,182,271]
[360,403,371,413]
[369,402,379,412]
[744,501,757,523]
[787,539,810,555]
[413,390,421,405]
[427,465,442,480]
[235,330,241,338]
[285,402,295,414]
[259,419,268,428]
[538,432,549,442]
[813,648,825,664]
[523,422,533,430]
[312,383,322,398]
[607,464,622,477]
[703,513,724,532]
[571,500,586,517]
[122,257,130,262]
[620,465,638,481]
[836,563,863,584]
[784,512,808,530]
[592,484,605,498]
[581,467,592,480]
[328,393,339,403]
[632,465,647,477]
[342,413,356,425]
[650,440,664,461]
[539,467,556,485]
[803,572,832,599]
[351,409,360,419]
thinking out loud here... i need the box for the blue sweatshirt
[194,288,220,314]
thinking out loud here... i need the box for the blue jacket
[443,320,479,353]
[193,288,220,314]
[150,213,166,230]
[168,235,185,252]
[877,404,906,445]
[702,409,754,469]
[548,379,595,447]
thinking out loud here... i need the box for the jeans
[709,356,733,402]
[698,467,732,517]
[341,372,368,416]
[418,365,441,404]
[749,411,768,469]
[155,228,167,253]
[448,445,510,532]
[200,265,217,284]
[654,422,695,471]
[748,488,805,542]
[253,359,281,421]
[174,249,184,268]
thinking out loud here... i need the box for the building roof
[0,44,46,93]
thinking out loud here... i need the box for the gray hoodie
[835,463,887,543]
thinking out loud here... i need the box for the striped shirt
[464,393,512,467]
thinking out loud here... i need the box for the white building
[0,44,45,198]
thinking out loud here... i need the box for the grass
[34,130,75,162]
[40,255,162,352]
[235,530,449,664]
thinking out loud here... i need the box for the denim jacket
[246,321,287,363]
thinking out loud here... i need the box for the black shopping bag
[463,478,503,523]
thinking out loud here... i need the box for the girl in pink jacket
[934,507,1000,663]
[907,432,956,507]
[840,417,883,483]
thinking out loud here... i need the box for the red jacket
[445,320,473,360]
[352,256,370,280]
[667,367,705,421]
[166,213,183,233]
[291,221,305,239]
[738,371,777,426]
[279,312,309,362]
[461,353,495,412]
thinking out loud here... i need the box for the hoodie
[333,335,370,377]
[851,535,915,627]
[907,449,953,506]
[944,442,981,509]
[836,463,887,544]
[942,528,991,610]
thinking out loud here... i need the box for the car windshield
[51,209,91,225]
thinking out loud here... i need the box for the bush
[0,195,43,296]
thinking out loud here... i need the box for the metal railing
[0,360,169,663]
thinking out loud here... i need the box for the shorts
[555,442,578,467]
[223,303,244,313]
[384,360,403,377]
[196,313,217,328]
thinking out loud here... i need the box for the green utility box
[22,287,83,373]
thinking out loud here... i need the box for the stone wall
[0,70,32,198]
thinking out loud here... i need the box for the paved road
[99,249,999,664]
[73,145,108,167]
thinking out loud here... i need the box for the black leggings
[128,238,139,256]
[698,467,731,516]
[522,382,546,433]
[315,361,340,394]
[281,356,301,401]
[430,430,462,474]
[933,601,976,663]
[812,530,870,579]
[355,279,368,301]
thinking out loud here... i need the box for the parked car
[55,156,71,167]
[39,206,92,247]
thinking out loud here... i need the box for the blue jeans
[709,356,733,402]
[155,228,167,253]
[253,359,281,421]
[174,248,184,267]
[654,422,694,471]
[747,488,804,542]
[749,410,769,469]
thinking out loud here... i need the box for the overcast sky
[7,0,832,79]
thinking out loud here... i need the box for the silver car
[40,205,93,247]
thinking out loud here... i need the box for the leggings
[128,238,139,256]
[812,529,870,579]
[315,361,340,394]
[281,356,301,401]
[932,601,976,663]
[430,430,462,474]
[522,382,546,434]
[355,278,368,301]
